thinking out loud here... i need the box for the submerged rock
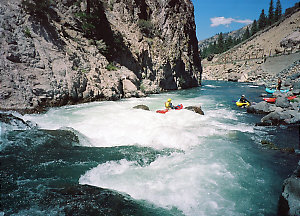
[0,113,36,130]
[185,105,204,115]
[133,105,150,111]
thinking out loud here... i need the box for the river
[1,80,299,216]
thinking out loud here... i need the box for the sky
[191,0,300,41]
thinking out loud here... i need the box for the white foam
[24,91,276,215]
[79,151,245,216]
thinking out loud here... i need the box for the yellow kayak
[236,101,250,107]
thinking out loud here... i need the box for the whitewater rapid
[23,84,287,215]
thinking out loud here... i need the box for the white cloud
[210,17,253,27]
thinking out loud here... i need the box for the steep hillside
[202,9,300,84]
[198,25,248,51]
[0,0,202,113]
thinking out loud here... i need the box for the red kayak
[263,96,297,103]
[156,104,183,114]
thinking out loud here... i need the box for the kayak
[156,104,183,114]
[263,96,297,103]
[265,88,289,94]
[236,101,250,107]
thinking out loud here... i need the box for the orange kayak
[263,96,297,103]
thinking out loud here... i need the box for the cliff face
[0,0,202,113]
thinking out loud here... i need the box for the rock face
[278,163,300,216]
[0,0,202,113]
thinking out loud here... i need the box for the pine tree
[242,27,250,41]
[250,19,258,36]
[225,36,233,50]
[268,0,274,25]
[274,0,282,22]
[258,9,267,30]
[217,33,224,53]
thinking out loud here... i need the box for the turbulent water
[1,81,299,216]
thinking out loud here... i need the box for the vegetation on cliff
[200,0,285,59]
[0,0,202,113]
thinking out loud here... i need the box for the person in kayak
[239,95,251,105]
[165,98,174,109]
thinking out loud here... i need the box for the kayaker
[277,78,282,90]
[239,95,251,105]
[165,98,174,109]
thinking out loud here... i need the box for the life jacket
[165,101,172,109]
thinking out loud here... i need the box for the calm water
[1,80,299,215]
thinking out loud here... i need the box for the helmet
[241,95,245,97]
[168,98,172,102]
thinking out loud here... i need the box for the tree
[225,36,233,50]
[268,0,274,25]
[242,27,250,41]
[87,0,91,14]
[217,32,224,53]
[258,9,267,30]
[251,19,258,36]
[274,0,282,22]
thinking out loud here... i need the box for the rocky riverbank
[0,0,202,114]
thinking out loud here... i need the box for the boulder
[227,73,241,82]
[133,105,150,111]
[293,81,300,89]
[278,164,300,216]
[122,79,138,98]
[207,54,214,61]
[0,113,36,129]
[288,72,300,80]
[292,89,300,95]
[275,96,291,108]
[185,105,204,115]
[247,101,274,114]
[260,111,291,125]
[280,31,300,48]
[285,112,300,124]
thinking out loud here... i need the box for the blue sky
[192,0,300,41]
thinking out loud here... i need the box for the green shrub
[23,26,31,38]
[138,19,153,37]
[106,63,119,71]
[96,39,107,54]
[178,76,185,87]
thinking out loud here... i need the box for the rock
[284,78,293,87]
[280,31,300,48]
[292,89,300,95]
[122,79,138,98]
[0,113,36,129]
[0,0,202,113]
[227,73,241,82]
[288,72,300,80]
[261,140,279,150]
[293,81,300,89]
[185,105,204,115]
[285,112,300,124]
[133,105,150,111]
[261,111,291,125]
[278,164,300,216]
[247,101,274,114]
[275,96,291,108]
[207,54,214,61]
